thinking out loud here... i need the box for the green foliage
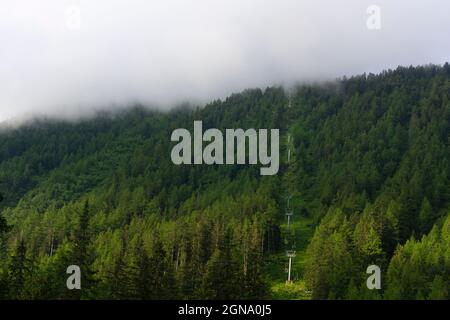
[384,213,450,300]
[0,64,448,299]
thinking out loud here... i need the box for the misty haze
[1,0,449,122]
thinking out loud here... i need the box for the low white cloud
[0,0,449,121]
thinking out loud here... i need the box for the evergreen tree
[7,239,30,299]
[418,197,433,234]
[201,229,242,299]
[132,238,153,299]
[69,199,96,299]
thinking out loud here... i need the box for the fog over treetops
[1,0,449,122]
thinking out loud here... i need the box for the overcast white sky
[0,0,449,121]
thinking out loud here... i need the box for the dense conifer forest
[0,64,449,299]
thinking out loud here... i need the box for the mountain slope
[0,64,449,299]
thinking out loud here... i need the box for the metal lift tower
[286,250,296,284]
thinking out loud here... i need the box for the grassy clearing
[264,215,315,299]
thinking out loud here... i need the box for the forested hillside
[0,64,449,299]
